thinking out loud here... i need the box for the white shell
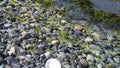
[45,58,61,68]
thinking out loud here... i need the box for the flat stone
[52,40,60,45]
[74,25,83,31]
[45,58,61,68]
[84,37,93,43]
[0,42,6,53]
[86,54,95,62]
[0,55,4,65]
[89,44,102,51]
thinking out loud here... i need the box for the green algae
[67,0,120,26]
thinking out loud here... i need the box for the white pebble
[45,58,61,68]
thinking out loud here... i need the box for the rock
[7,29,18,37]
[100,54,107,62]
[62,65,71,68]
[80,58,88,68]
[61,19,69,24]
[84,37,93,43]
[97,64,103,68]
[4,23,12,28]
[18,25,25,30]
[66,41,73,48]
[0,55,4,65]
[107,34,115,41]
[69,8,86,20]
[57,52,66,59]
[52,40,60,45]
[0,64,4,68]
[44,51,51,59]
[74,25,83,31]
[113,56,120,63]
[91,50,100,56]
[0,42,6,53]
[7,47,16,55]
[79,20,89,26]
[89,44,102,51]
[92,32,100,41]
[91,25,100,31]
[99,33,107,40]
[45,58,61,68]
[11,59,21,68]
[86,54,95,62]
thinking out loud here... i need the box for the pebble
[107,34,115,41]
[79,58,88,68]
[7,47,16,55]
[86,54,95,62]
[0,55,4,65]
[0,43,6,53]
[97,64,103,68]
[84,37,93,43]
[74,25,83,31]
[89,44,102,51]
[45,58,61,68]
[100,54,107,62]
[52,40,60,45]
[91,25,100,31]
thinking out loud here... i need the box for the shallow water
[89,0,120,15]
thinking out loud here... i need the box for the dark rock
[0,43,6,53]
[100,54,107,62]
[0,54,4,65]
[11,59,21,68]
[79,58,89,68]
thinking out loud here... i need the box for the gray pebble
[86,54,95,62]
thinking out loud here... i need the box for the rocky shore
[0,0,120,68]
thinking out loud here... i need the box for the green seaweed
[9,0,17,5]
[68,0,120,28]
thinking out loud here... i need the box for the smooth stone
[6,56,14,65]
[18,25,25,30]
[66,42,73,48]
[91,50,100,56]
[97,64,103,68]
[4,23,12,28]
[114,48,120,52]
[100,54,107,62]
[74,25,83,31]
[44,51,51,59]
[62,65,71,68]
[11,59,21,68]
[61,19,69,24]
[57,52,66,59]
[99,33,107,40]
[0,42,6,53]
[7,47,16,55]
[7,29,17,37]
[0,64,4,68]
[52,40,60,45]
[89,44,102,51]
[86,54,95,62]
[107,34,115,41]
[92,32,100,41]
[0,55,4,65]
[45,58,61,68]
[68,29,74,35]
[69,8,86,20]
[24,54,32,61]
[79,58,88,68]
[84,37,93,43]
[79,20,89,26]
[113,56,120,63]
[91,25,100,31]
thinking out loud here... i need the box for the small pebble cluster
[0,0,120,68]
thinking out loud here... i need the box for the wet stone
[0,42,6,53]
